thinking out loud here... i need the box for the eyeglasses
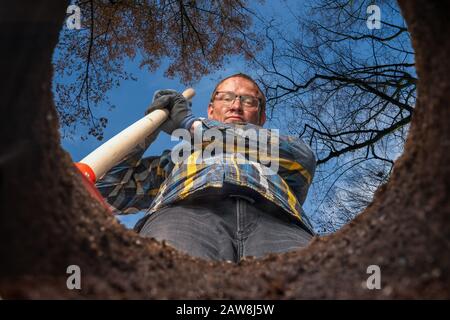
[213,91,260,110]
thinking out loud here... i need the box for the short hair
[209,73,266,115]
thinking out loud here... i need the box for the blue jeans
[137,194,312,262]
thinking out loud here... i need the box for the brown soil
[0,0,449,299]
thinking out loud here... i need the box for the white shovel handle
[79,88,195,181]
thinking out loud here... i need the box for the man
[96,73,316,262]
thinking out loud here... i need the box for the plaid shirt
[96,118,316,233]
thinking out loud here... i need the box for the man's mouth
[226,115,244,121]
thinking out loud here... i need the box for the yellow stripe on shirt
[231,153,241,183]
[279,177,302,220]
[230,149,312,184]
[277,158,312,184]
[180,150,202,199]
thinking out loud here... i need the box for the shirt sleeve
[95,131,173,214]
[280,136,317,204]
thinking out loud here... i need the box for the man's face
[208,77,266,126]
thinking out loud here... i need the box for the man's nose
[229,97,243,111]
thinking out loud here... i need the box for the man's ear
[207,103,214,119]
[259,110,266,126]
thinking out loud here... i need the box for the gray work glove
[145,89,197,135]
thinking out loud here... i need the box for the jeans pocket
[136,206,173,232]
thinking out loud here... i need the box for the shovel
[74,88,196,210]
